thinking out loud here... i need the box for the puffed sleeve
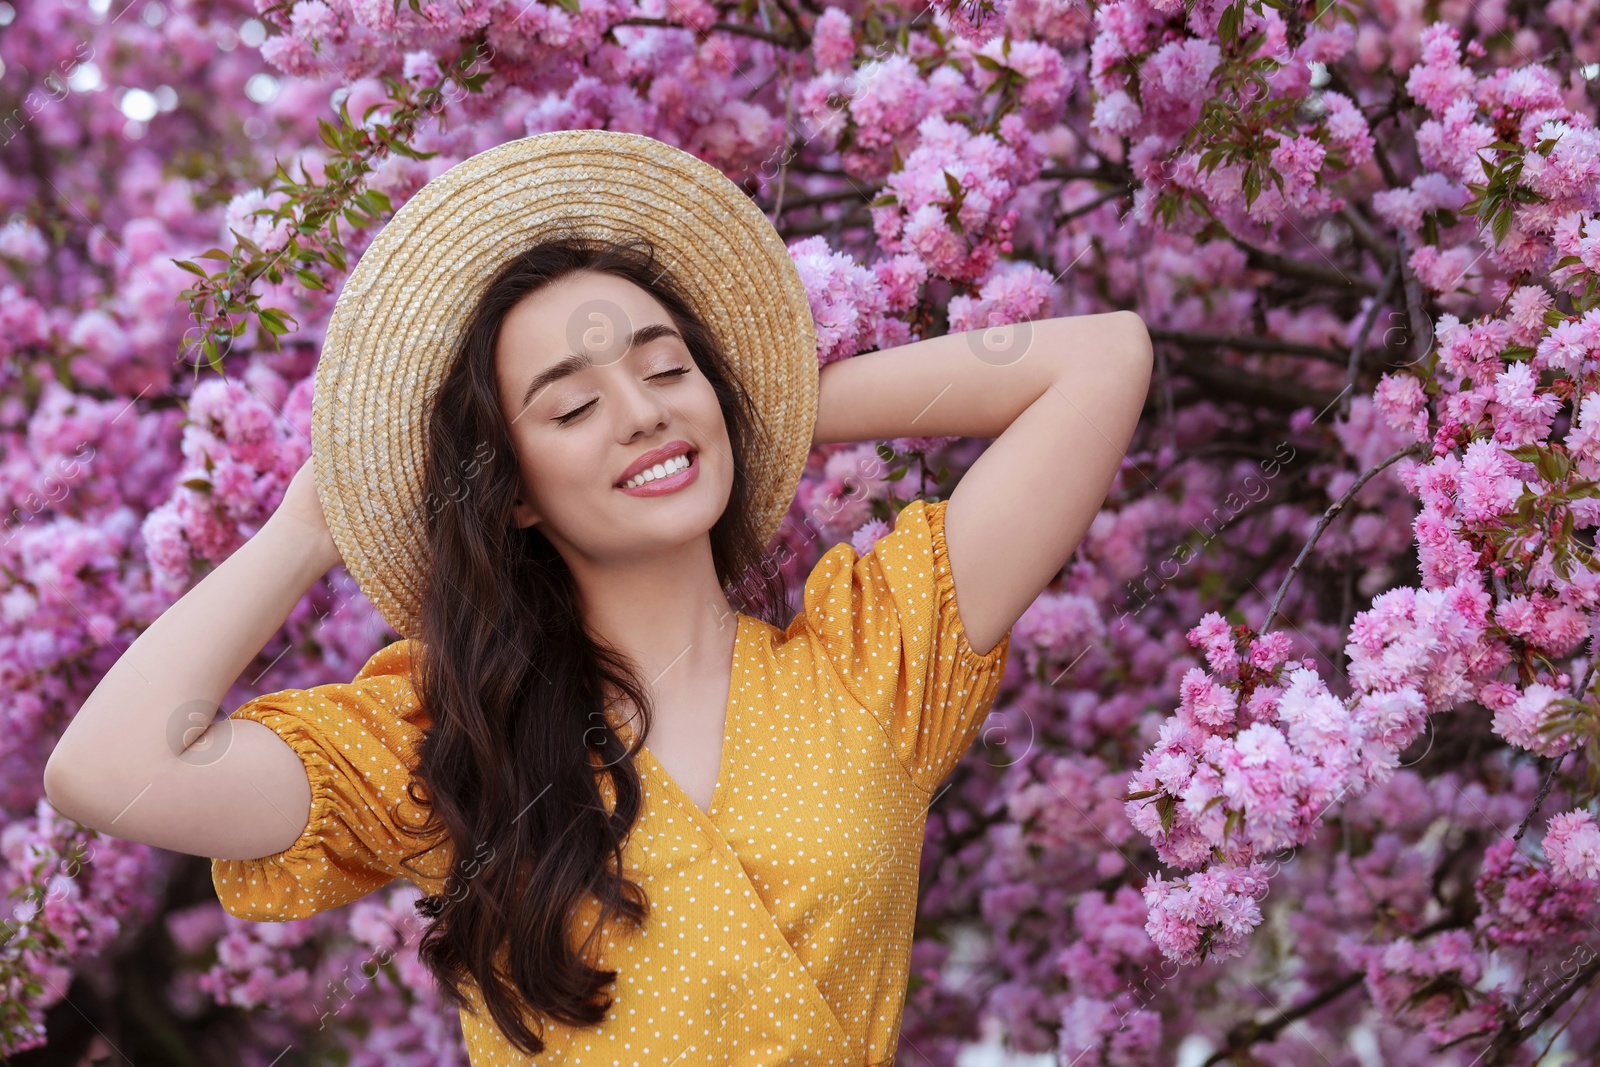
[799,497,1012,792]
[210,638,439,921]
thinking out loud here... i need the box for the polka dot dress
[212,498,1013,1065]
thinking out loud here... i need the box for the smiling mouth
[617,450,697,490]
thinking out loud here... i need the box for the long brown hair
[392,232,792,1054]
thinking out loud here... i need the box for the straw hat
[310,129,820,641]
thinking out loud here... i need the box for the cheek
[518,433,602,506]
[693,383,730,436]
[509,438,555,501]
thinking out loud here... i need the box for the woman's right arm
[42,458,348,862]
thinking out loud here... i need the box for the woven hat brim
[311,130,819,640]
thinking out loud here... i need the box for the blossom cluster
[5,0,1600,1062]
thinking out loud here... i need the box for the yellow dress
[211,498,1012,1065]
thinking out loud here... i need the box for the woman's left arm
[812,311,1154,656]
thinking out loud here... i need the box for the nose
[614,368,671,443]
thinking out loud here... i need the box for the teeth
[621,452,691,489]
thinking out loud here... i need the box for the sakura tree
[3,0,1599,1063]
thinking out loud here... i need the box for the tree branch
[1230,236,1382,295]
[1337,203,1396,268]
[1262,439,1431,634]
[765,0,807,45]
[1148,328,1348,365]
[1055,184,1130,223]
[777,203,873,238]
[1199,909,1476,1066]
[1338,250,1404,420]
[1511,751,1569,844]
[1200,972,1366,1066]
[1165,352,1347,414]
[759,186,873,215]
[1483,956,1600,1066]
[1036,163,1135,186]
[1397,232,1435,364]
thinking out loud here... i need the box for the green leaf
[1492,204,1513,246]
[258,309,291,335]
[294,268,327,291]
[174,259,211,278]
[228,227,264,257]
[1219,1,1241,42]
[381,138,438,161]
[1566,479,1600,499]
[318,116,344,152]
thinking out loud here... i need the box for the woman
[44,131,1152,1065]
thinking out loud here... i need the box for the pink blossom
[1481,680,1578,756]
[1404,23,1476,115]
[1140,862,1271,965]
[1320,90,1374,165]
[1489,361,1560,446]
[810,6,855,73]
[1544,809,1600,883]
[1138,39,1221,137]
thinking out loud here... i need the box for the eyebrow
[518,322,685,411]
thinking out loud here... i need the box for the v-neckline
[632,613,747,822]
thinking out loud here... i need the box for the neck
[565,533,739,707]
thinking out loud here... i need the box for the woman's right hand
[274,455,343,572]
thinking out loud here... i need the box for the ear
[511,495,542,529]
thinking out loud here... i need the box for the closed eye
[553,366,692,424]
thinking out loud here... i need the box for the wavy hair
[391,232,792,1055]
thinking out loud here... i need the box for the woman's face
[494,269,735,565]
